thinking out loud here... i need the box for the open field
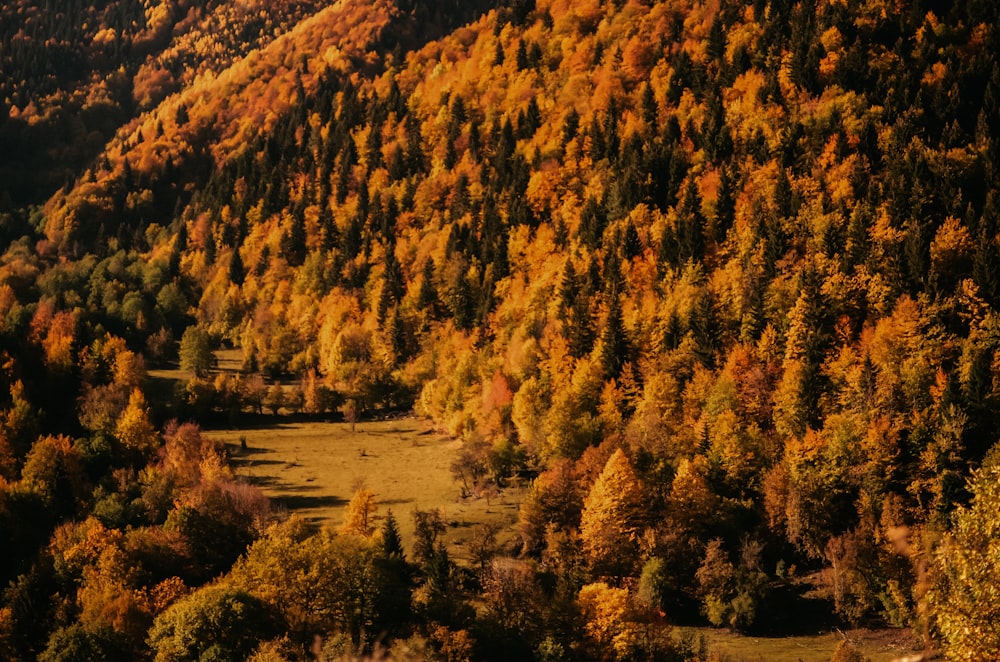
[204,417,523,562]
[679,626,923,662]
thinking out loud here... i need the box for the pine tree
[598,293,629,380]
[677,176,705,262]
[228,248,244,286]
[380,510,405,560]
[281,212,307,267]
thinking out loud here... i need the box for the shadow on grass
[228,445,276,456]
[271,494,347,511]
[197,407,420,433]
[362,427,420,436]
[241,475,282,489]
[241,475,332,491]
[379,498,414,507]
[229,456,286,468]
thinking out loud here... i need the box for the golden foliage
[580,448,646,576]
[115,389,159,455]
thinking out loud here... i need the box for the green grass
[205,417,523,563]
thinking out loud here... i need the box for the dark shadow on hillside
[270,483,327,493]
[362,427,420,436]
[146,372,187,423]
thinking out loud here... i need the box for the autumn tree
[576,582,639,661]
[38,624,130,662]
[147,587,280,662]
[579,448,646,577]
[929,447,1000,660]
[227,519,391,647]
[518,459,582,555]
[339,485,379,537]
[114,389,159,456]
[481,557,541,639]
[20,434,87,514]
[695,537,769,632]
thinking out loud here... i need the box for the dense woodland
[2,0,1000,659]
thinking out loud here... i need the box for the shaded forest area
[2,0,1000,659]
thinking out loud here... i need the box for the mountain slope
[0,0,338,215]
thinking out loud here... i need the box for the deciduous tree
[929,448,1000,660]
[580,449,645,577]
[147,587,279,662]
[178,326,214,376]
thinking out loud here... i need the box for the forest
[2,0,1000,659]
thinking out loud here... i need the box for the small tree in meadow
[179,326,215,376]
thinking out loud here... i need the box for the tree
[576,582,639,660]
[695,537,768,632]
[597,294,628,379]
[517,459,582,554]
[695,539,736,628]
[114,389,159,455]
[340,486,378,537]
[579,449,645,577]
[676,176,705,263]
[178,326,214,376]
[482,557,540,636]
[374,509,411,633]
[147,587,279,662]
[160,421,224,486]
[379,509,405,560]
[929,448,1000,660]
[39,624,130,662]
[20,434,87,513]
[227,523,389,648]
[263,383,285,415]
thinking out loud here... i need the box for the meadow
[680,627,922,662]
[204,416,523,563]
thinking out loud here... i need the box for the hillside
[2,0,1000,660]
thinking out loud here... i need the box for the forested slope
[2,0,1000,659]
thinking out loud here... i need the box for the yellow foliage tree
[929,449,1000,660]
[666,455,718,536]
[339,486,379,537]
[577,581,639,660]
[20,435,86,511]
[115,389,159,455]
[579,448,645,577]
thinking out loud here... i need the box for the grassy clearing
[678,626,922,661]
[205,417,523,563]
